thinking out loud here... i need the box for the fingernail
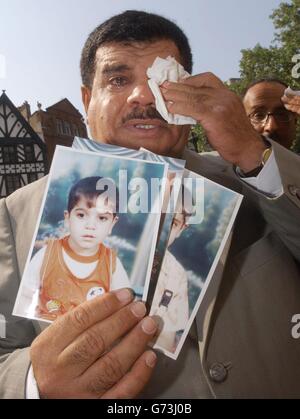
[142,317,157,335]
[114,288,134,304]
[163,81,170,88]
[167,101,174,106]
[131,302,147,318]
[145,351,157,368]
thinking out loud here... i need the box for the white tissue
[147,56,197,125]
[285,87,300,96]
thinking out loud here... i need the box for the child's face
[167,213,187,248]
[65,195,118,254]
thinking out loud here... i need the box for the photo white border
[13,145,168,321]
[151,169,244,360]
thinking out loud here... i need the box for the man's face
[81,40,190,157]
[243,82,297,149]
[65,196,118,255]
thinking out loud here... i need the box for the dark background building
[0,91,48,198]
[0,92,88,198]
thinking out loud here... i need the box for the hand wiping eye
[147,56,197,125]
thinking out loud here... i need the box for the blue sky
[0,0,283,118]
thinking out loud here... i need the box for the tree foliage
[189,0,300,152]
[237,0,300,91]
[189,125,212,153]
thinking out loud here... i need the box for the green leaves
[188,1,300,152]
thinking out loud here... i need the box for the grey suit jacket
[1,141,300,399]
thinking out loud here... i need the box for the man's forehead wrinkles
[247,88,285,103]
[101,63,132,75]
[96,46,148,62]
[95,40,181,65]
[246,91,283,108]
[251,97,283,108]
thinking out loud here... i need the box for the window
[56,119,64,135]
[27,173,38,184]
[63,122,72,136]
[24,144,35,162]
[6,174,21,195]
[3,146,18,164]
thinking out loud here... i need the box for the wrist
[238,146,272,178]
[237,136,269,173]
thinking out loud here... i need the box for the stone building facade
[19,98,88,165]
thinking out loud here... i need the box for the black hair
[80,10,193,88]
[67,177,119,214]
[242,78,289,98]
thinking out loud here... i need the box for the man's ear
[81,85,92,115]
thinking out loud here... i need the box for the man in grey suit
[1,10,300,399]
